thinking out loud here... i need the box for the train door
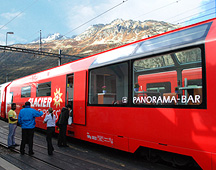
[66,74,74,107]
[73,70,87,125]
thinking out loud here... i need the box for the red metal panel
[114,136,129,151]
[73,70,87,125]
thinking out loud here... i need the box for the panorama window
[89,62,128,105]
[133,48,203,106]
[36,82,51,97]
[21,86,31,98]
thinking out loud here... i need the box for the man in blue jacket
[18,101,43,155]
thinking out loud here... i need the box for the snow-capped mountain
[31,33,69,44]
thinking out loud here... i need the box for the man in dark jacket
[57,105,71,147]
[18,102,43,155]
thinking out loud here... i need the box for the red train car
[1,18,216,169]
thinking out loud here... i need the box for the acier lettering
[29,97,52,107]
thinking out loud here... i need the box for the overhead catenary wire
[0,45,82,59]
[4,0,215,45]
[25,0,129,43]
[24,1,215,55]
[121,0,215,35]
[176,12,216,25]
[132,0,181,21]
[26,0,181,42]
[164,0,215,23]
[34,0,214,43]
[0,0,39,31]
[130,0,215,28]
[169,6,215,25]
[130,0,215,27]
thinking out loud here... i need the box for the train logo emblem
[53,88,63,108]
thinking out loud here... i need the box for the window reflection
[133,48,202,106]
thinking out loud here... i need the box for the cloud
[0,12,24,20]
[65,4,97,35]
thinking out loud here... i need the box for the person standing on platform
[18,101,43,155]
[7,103,19,149]
[43,107,56,155]
[57,105,71,147]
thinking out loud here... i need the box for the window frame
[21,86,31,98]
[88,61,130,107]
[36,82,51,97]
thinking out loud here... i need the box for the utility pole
[58,49,62,66]
[39,30,42,51]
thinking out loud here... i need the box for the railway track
[0,122,181,170]
[0,142,63,170]
[0,129,122,170]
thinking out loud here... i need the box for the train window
[67,75,74,106]
[21,86,31,98]
[36,82,51,97]
[176,48,201,64]
[89,62,128,105]
[10,92,13,103]
[133,47,203,107]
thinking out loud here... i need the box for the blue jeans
[8,123,17,147]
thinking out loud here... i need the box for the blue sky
[0,0,215,45]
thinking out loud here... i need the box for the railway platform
[0,119,179,170]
